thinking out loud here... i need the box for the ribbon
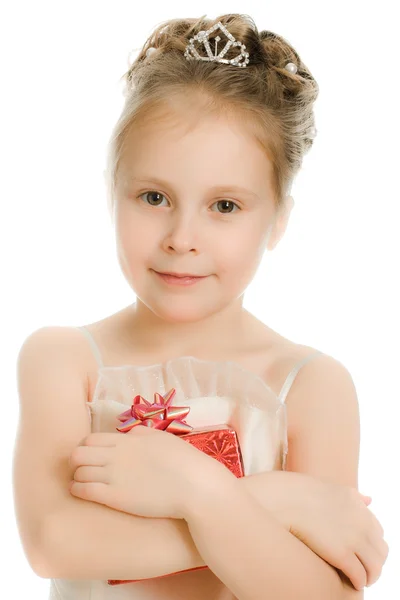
[116,387,193,435]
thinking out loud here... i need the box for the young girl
[14,13,388,600]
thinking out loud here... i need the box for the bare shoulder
[18,325,91,363]
[270,330,355,405]
[280,339,356,408]
[277,336,357,414]
[267,333,358,429]
[17,325,92,398]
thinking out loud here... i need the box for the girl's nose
[162,215,199,254]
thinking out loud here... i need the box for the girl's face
[114,104,288,323]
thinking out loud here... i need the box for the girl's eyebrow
[128,176,260,200]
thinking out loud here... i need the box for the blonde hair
[104,13,319,218]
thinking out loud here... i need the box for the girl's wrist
[181,462,239,524]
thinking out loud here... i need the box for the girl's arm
[186,472,351,600]
[39,469,289,580]
[183,354,369,600]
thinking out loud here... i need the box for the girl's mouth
[153,271,208,286]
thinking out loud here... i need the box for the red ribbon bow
[116,387,193,435]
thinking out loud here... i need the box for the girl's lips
[159,272,200,278]
[153,271,207,286]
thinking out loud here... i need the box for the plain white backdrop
[2,1,398,597]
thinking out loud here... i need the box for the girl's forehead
[122,108,267,163]
[120,120,272,183]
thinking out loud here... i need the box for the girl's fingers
[366,528,389,564]
[341,553,367,591]
[355,539,385,588]
[328,544,366,591]
[360,494,372,506]
[73,465,109,484]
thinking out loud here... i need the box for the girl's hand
[68,427,230,519]
[250,471,388,591]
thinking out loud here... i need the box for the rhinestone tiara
[184,21,249,68]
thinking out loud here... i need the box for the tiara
[184,21,249,68]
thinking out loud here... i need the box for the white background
[2,1,398,597]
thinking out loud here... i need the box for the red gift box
[180,423,244,478]
[108,388,244,586]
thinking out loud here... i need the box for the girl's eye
[210,200,240,214]
[139,191,169,207]
[138,191,240,214]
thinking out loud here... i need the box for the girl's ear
[266,195,295,251]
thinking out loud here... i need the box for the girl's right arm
[13,326,206,581]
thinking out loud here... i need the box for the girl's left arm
[185,472,349,600]
[184,353,364,600]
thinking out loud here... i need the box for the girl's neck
[123,299,265,358]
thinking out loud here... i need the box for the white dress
[48,326,322,600]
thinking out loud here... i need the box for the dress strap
[278,350,323,404]
[76,326,105,369]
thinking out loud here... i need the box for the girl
[14,13,388,600]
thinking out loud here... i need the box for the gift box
[108,387,244,586]
[115,387,245,477]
